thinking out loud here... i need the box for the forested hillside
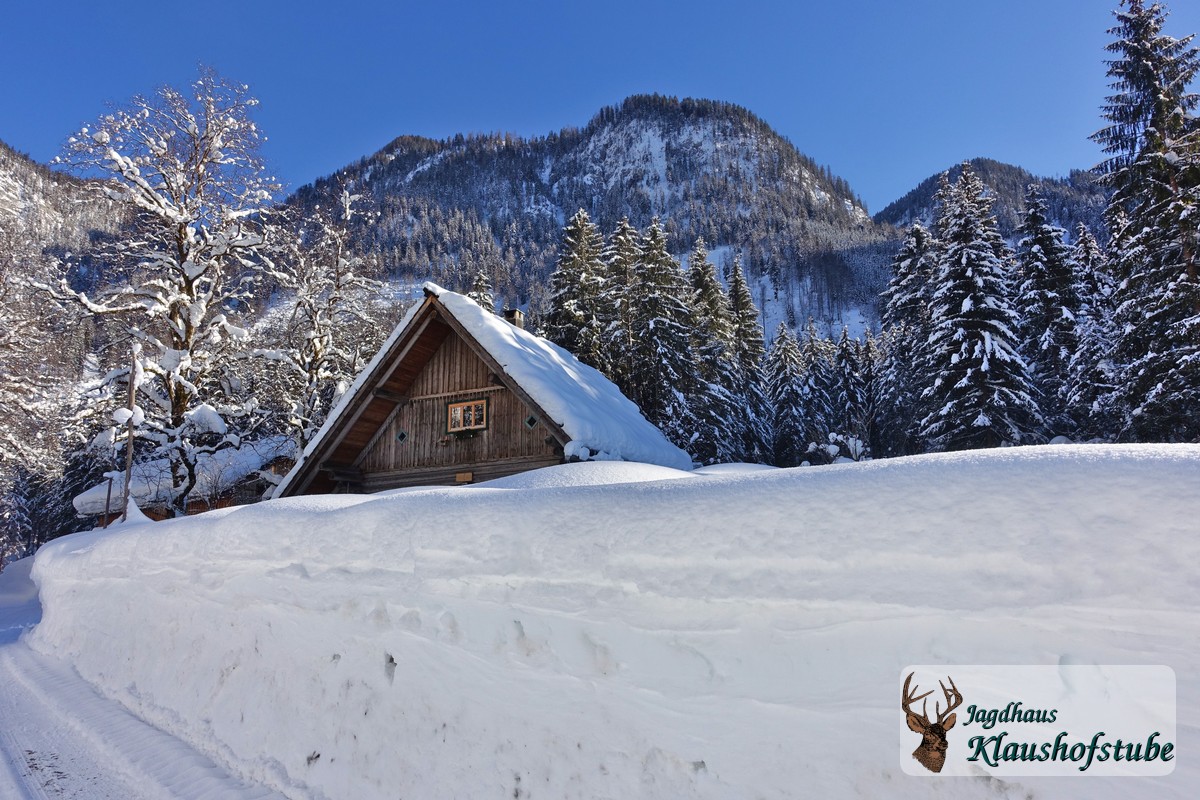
[0,139,122,257]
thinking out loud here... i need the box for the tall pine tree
[832,327,869,459]
[1066,225,1120,439]
[878,222,936,455]
[598,218,641,397]
[1092,0,1200,441]
[726,257,770,461]
[628,219,702,454]
[545,209,607,370]
[798,320,838,463]
[1015,185,1079,437]
[685,239,744,464]
[765,324,808,466]
[919,165,1042,450]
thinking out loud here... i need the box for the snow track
[0,573,284,800]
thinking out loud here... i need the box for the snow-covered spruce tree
[683,239,743,464]
[598,217,642,397]
[1092,0,1200,441]
[1066,224,1120,438]
[727,257,770,461]
[687,237,735,379]
[877,222,937,456]
[628,219,702,454]
[1015,185,1079,437]
[1073,223,1118,310]
[43,69,279,516]
[859,331,885,457]
[918,165,1042,451]
[881,222,937,334]
[798,320,838,463]
[467,267,496,313]
[765,323,808,466]
[253,189,384,451]
[545,209,607,371]
[831,327,870,459]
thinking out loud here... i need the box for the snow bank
[28,445,1200,799]
[470,460,696,489]
[0,558,40,645]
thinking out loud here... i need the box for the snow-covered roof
[74,437,294,517]
[429,284,691,470]
[276,284,690,496]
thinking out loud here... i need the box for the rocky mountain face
[874,157,1109,242]
[0,139,124,287]
[293,95,900,332]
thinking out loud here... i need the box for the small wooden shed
[275,283,690,496]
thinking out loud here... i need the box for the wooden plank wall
[357,334,559,476]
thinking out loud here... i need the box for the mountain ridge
[293,94,896,333]
[3,98,1109,332]
[873,157,1108,240]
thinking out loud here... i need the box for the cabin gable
[277,284,692,498]
[355,331,562,490]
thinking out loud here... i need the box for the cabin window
[447,399,488,433]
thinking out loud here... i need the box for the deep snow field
[18,445,1200,798]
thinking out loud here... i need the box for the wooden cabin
[276,283,691,497]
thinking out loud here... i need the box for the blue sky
[4,1,1198,212]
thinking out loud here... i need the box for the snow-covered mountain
[4,106,1110,337]
[0,139,122,259]
[874,157,1108,241]
[293,95,900,333]
[0,138,125,294]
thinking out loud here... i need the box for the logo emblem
[902,672,962,773]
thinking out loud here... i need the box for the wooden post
[120,344,138,522]
[101,476,114,529]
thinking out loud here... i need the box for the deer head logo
[902,672,963,773]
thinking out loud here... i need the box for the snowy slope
[26,446,1200,799]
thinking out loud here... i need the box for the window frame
[446,397,489,434]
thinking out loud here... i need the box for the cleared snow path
[0,560,284,800]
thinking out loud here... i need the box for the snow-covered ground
[0,558,285,799]
[7,445,1200,798]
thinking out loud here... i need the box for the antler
[902,672,934,724]
[936,676,962,724]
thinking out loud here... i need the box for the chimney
[503,308,525,329]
